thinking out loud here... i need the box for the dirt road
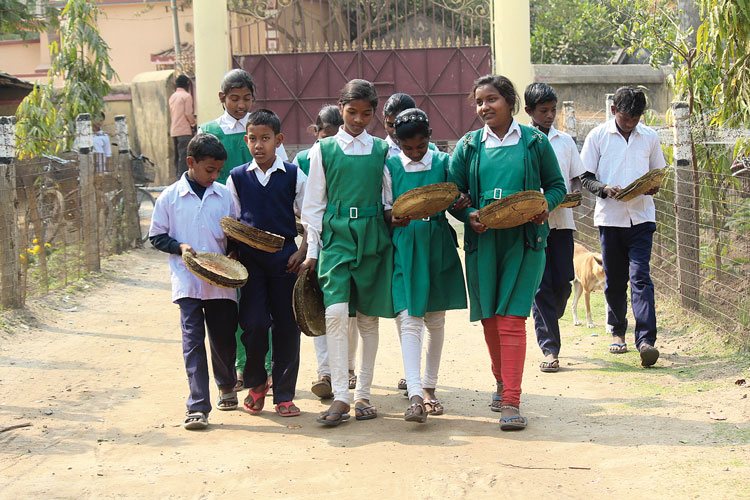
[1,247,748,499]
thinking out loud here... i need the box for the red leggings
[481,314,527,408]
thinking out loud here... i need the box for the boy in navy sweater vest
[225,110,308,416]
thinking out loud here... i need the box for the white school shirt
[148,174,238,303]
[383,149,435,208]
[301,126,389,259]
[581,120,667,227]
[482,119,522,148]
[225,155,308,218]
[385,134,401,158]
[546,125,586,230]
[199,111,288,161]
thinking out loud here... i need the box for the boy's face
[384,113,397,141]
[525,100,557,130]
[245,124,282,166]
[398,134,430,163]
[186,156,223,187]
[219,87,254,121]
[613,108,641,134]
[93,120,103,132]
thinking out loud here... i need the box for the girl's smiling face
[398,134,430,163]
[220,86,254,121]
[474,84,513,131]
[339,99,374,137]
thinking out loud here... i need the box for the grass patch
[712,422,750,445]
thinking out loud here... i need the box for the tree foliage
[530,0,615,64]
[0,0,54,39]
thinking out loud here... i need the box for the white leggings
[313,317,358,378]
[325,303,379,404]
[396,310,446,399]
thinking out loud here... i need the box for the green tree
[0,0,55,39]
[530,0,615,64]
[15,0,117,158]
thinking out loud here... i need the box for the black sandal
[404,402,428,423]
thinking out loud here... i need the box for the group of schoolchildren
[149,68,666,431]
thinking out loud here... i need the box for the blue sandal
[609,343,628,354]
[499,405,527,431]
[316,410,350,426]
[490,393,503,412]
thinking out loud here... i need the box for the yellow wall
[193,0,229,123]
[492,0,533,125]
[0,40,45,81]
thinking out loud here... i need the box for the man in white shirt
[525,83,586,373]
[580,86,666,367]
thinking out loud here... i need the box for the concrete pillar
[492,0,534,125]
[193,0,231,124]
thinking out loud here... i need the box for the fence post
[672,101,700,310]
[605,93,614,121]
[561,101,577,143]
[115,115,140,248]
[76,113,100,272]
[0,116,23,309]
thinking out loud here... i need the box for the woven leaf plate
[293,268,326,337]
[392,182,459,219]
[182,251,248,289]
[477,190,548,229]
[220,217,284,253]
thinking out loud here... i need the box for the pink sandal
[243,383,270,415]
[275,401,301,417]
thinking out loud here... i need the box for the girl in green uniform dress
[198,69,284,390]
[294,105,361,398]
[385,108,468,423]
[300,79,394,426]
[449,75,566,430]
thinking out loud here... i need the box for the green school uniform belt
[325,202,383,219]
[416,213,446,222]
[481,188,505,201]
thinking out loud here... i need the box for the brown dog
[572,243,606,328]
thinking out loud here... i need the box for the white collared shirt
[382,149,435,208]
[225,155,307,218]
[148,174,238,303]
[546,125,586,230]
[204,111,288,161]
[481,119,522,148]
[386,134,401,158]
[301,126,389,259]
[581,119,667,227]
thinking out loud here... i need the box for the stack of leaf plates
[295,218,304,236]
[182,252,248,289]
[391,182,459,219]
[477,190,548,229]
[220,217,284,253]
[615,169,666,202]
[293,268,326,337]
[559,192,583,208]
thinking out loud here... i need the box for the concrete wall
[131,70,174,186]
[533,64,672,118]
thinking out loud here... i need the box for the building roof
[0,72,33,90]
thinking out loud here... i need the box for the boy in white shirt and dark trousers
[580,86,666,367]
[525,83,586,373]
[149,133,240,429]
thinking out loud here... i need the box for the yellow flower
[44,243,51,248]
[31,244,41,255]
[19,254,26,264]
[32,238,38,244]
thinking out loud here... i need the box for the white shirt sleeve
[580,129,600,175]
[382,166,393,209]
[568,137,586,180]
[301,142,326,259]
[148,189,171,237]
[104,134,112,158]
[225,175,242,217]
[649,135,667,171]
[276,144,288,161]
[294,168,307,218]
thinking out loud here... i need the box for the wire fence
[0,114,151,310]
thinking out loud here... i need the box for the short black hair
[394,108,431,141]
[339,79,378,110]
[187,133,227,163]
[220,69,256,98]
[176,74,190,89]
[315,104,343,131]
[613,86,647,117]
[383,93,416,118]
[246,109,281,135]
[470,74,519,115]
[524,82,558,110]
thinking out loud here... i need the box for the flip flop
[243,382,270,415]
[539,359,559,373]
[354,404,377,420]
[639,344,660,367]
[490,393,503,412]
[404,402,428,423]
[609,343,628,354]
[397,378,407,391]
[348,374,358,390]
[424,398,444,416]
[183,411,208,430]
[316,410,350,426]
[216,391,238,411]
[499,405,527,431]
[275,401,301,417]
[311,376,334,399]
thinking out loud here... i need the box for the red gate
[229,0,492,146]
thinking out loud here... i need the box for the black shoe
[639,344,660,367]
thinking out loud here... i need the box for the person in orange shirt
[169,74,197,179]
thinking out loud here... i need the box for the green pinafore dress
[467,142,546,320]
[387,152,467,317]
[199,121,252,185]
[318,137,395,318]
[294,148,311,175]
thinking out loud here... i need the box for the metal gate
[229,0,492,146]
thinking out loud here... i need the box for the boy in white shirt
[580,86,666,367]
[149,133,240,429]
[525,83,586,373]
